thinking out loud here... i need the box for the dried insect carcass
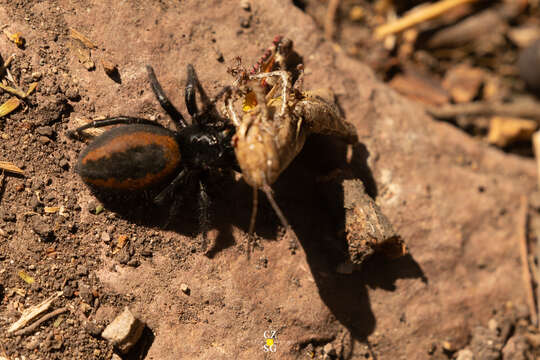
[224,39,357,237]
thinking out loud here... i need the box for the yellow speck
[266,338,274,346]
[243,91,258,112]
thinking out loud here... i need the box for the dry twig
[518,196,537,326]
[427,101,540,122]
[8,291,63,333]
[325,0,341,40]
[69,28,97,49]
[533,131,540,189]
[374,0,479,39]
[13,307,69,336]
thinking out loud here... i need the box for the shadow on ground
[81,131,426,354]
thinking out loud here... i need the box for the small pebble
[240,0,251,11]
[323,343,336,356]
[180,283,190,295]
[101,307,145,354]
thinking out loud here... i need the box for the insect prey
[224,37,358,238]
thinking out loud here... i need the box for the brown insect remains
[224,37,358,239]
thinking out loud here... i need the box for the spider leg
[185,64,199,117]
[198,178,211,251]
[185,64,214,125]
[146,65,188,129]
[69,116,162,138]
[153,168,188,205]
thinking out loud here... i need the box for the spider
[72,64,238,247]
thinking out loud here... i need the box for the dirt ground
[0,0,539,359]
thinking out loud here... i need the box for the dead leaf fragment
[69,38,95,71]
[3,30,25,48]
[0,160,23,174]
[44,206,60,214]
[487,116,537,147]
[112,235,129,254]
[17,270,35,285]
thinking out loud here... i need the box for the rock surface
[0,0,535,359]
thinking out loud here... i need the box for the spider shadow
[260,135,427,352]
[84,169,239,253]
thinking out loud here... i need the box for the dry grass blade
[374,0,479,39]
[25,82,38,97]
[0,160,24,175]
[0,97,21,118]
[0,82,26,98]
[0,54,15,77]
[69,28,97,49]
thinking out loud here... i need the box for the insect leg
[146,65,188,129]
[261,184,290,231]
[224,93,242,127]
[249,70,291,116]
[248,187,259,235]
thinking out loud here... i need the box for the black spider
[72,65,237,247]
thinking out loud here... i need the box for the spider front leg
[146,66,187,129]
[185,64,216,125]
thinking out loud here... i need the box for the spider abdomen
[76,124,182,191]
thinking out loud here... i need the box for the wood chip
[389,72,449,106]
[517,196,537,326]
[487,116,537,147]
[427,100,540,122]
[44,206,60,214]
[442,64,485,103]
[344,179,407,265]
